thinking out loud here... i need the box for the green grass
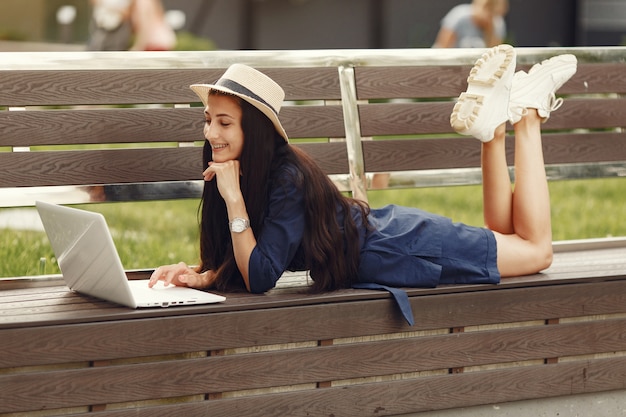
[367,177,626,240]
[1,178,625,278]
[1,200,201,278]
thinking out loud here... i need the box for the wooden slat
[3,312,625,382]
[280,105,346,139]
[1,69,210,106]
[3,319,626,412]
[2,241,625,331]
[3,354,626,415]
[0,107,204,147]
[547,97,626,130]
[0,141,348,188]
[363,137,482,172]
[359,101,455,136]
[357,98,626,138]
[83,358,626,417]
[354,62,626,100]
[0,105,344,147]
[294,142,348,174]
[0,148,203,187]
[552,62,626,95]
[263,67,342,101]
[3,277,626,367]
[361,131,626,173]
[355,65,470,99]
[542,131,626,164]
[0,67,341,107]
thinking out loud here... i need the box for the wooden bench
[1,47,626,416]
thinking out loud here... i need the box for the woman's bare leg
[493,109,553,277]
[481,122,513,234]
[452,45,576,277]
[491,52,577,276]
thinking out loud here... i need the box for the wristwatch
[229,217,250,233]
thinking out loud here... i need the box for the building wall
[252,0,374,49]
[578,0,626,45]
[164,0,590,49]
[0,0,623,51]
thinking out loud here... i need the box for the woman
[87,0,176,51]
[433,0,509,48]
[150,45,577,306]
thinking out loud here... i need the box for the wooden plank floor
[1,238,625,330]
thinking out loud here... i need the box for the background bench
[1,47,626,416]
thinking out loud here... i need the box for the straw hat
[190,64,288,141]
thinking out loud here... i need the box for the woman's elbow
[248,276,275,294]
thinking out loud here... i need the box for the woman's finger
[148,262,191,287]
[203,167,215,181]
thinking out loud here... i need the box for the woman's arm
[432,27,457,48]
[247,167,307,293]
[204,159,256,291]
[224,192,255,292]
[149,159,256,291]
[151,163,306,293]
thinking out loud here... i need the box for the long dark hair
[197,92,369,292]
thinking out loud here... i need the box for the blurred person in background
[131,0,176,51]
[433,0,509,48]
[87,0,176,51]
[87,0,133,50]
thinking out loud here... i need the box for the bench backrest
[352,51,626,197]
[1,47,625,207]
[0,56,347,206]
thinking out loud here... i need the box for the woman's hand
[203,160,243,204]
[149,262,212,289]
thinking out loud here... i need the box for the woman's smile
[211,143,229,150]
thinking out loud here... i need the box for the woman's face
[204,93,244,162]
[473,0,494,28]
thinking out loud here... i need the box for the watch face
[231,218,248,232]
[232,219,245,232]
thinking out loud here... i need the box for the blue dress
[248,166,500,294]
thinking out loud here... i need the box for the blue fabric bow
[352,283,414,326]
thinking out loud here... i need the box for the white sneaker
[508,54,577,124]
[450,44,516,143]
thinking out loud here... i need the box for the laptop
[35,201,225,308]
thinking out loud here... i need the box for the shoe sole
[450,44,516,136]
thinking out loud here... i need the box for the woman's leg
[450,44,516,235]
[481,122,513,234]
[492,109,554,277]
[452,45,577,277]
[492,52,578,277]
